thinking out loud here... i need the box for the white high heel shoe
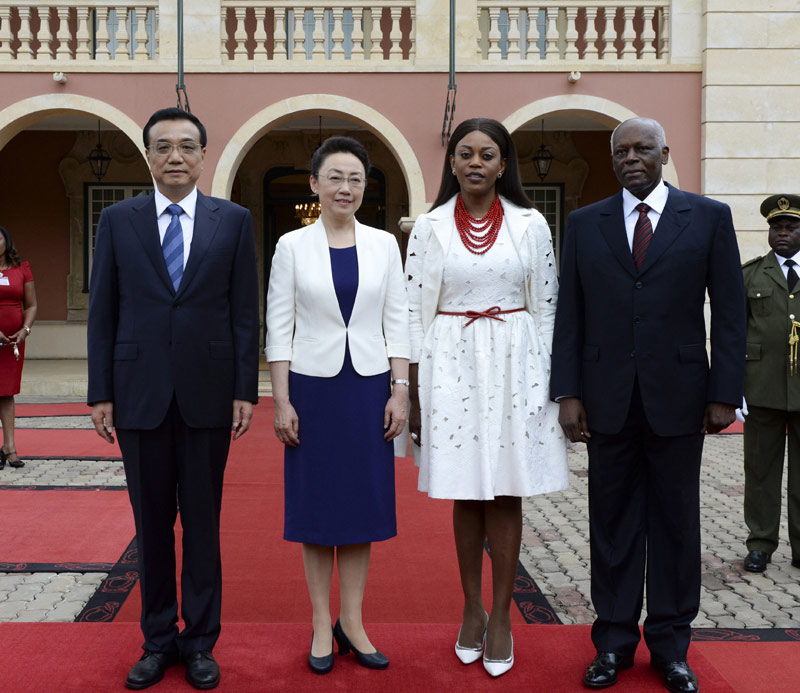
[454,626,486,665]
[483,634,514,677]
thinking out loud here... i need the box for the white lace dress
[414,217,569,500]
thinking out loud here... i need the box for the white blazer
[405,195,558,363]
[266,219,410,376]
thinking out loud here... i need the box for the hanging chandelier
[295,202,321,226]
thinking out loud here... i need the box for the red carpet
[3,403,794,693]
[4,622,792,692]
[3,490,132,563]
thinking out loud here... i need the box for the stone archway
[503,95,680,188]
[0,94,144,157]
[211,94,427,218]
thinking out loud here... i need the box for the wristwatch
[391,378,410,387]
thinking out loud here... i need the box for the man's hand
[702,402,736,434]
[91,401,115,443]
[232,400,254,440]
[558,397,591,443]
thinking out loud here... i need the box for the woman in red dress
[0,225,37,469]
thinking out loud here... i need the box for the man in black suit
[88,108,259,690]
[550,117,745,692]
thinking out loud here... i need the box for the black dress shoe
[583,652,634,688]
[125,650,179,689]
[308,630,334,674]
[743,550,771,572]
[184,651,220,690]
[791,558,800,569]
[333,619,389,669]
[650,659,699,693]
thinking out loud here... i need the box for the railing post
[133,6,150,60]
[95,7,111,60]
[620,6,636,61]
[487,6,501,60]
[641,6,657,59]
[254,6,268,60]
[545,6,559,61]
[369,7,382,60]
[564,6,579,61]
[56,7,73,60]
[37,6,54,62]
[116,7,132,60]
[274,6,288,61]
[75,6,92,60]
[351,6,364,60]
[331,6,345,58]
[17,5,34,60]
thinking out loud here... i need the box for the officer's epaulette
[742,256,762,268]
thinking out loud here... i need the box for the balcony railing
[221,2,416,63]
[0,1,674,68]
[0,2,158,61]
[477,2,670,63]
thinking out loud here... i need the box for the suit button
[791,314,796,320]
[635,281,643,289]
[634,316,641,323]
[756,292,761,297]
[791,294,796,299]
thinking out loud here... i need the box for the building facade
[0,1,794,357]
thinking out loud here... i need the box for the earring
[498,172,503,178]
[452,168,456,175]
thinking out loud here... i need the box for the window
[84,184,152,289]
[524,184,563,260]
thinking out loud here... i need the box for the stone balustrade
[477,2,670,62]
[0,2,158,61]
[0,1,675,68]
[220,2,416,63]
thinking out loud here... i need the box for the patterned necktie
[632,202,653,270]
[787,259,799,292]
[162,204,184,291]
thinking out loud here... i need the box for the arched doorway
[0,99,149,357]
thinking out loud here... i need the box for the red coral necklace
[454,194,503,255]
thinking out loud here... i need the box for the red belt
[437,306,525,327]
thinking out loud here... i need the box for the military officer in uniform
[741,194,800,573]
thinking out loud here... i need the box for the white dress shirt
[622,179,669,251]
[778,251,800,280]
[154,187,197,269]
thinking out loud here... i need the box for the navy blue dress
[284,245,397,545]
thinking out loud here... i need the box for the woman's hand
[408,400,422,447]
[0,330,7,345]
[274,399,300,447]
[8,328,27,345]
[384,389,408,441]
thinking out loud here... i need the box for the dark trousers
[586,385,704,662]
[744,405,800,559]
[117,398,230,654]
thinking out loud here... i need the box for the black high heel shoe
[308,629,334,675]
[0,449,5,470]
[333,619,389,670]
[4,450,24,468]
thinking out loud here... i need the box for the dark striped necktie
[162,204,184,291]
[632,202,653,270]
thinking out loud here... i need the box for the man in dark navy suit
[550,118,745,693]
[88,108,259,690]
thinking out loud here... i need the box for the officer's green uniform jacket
[743,250,800,410]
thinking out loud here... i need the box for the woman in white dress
[406,119,569,676]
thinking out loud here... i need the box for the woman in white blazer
[406,119,568,676]
[266,137,409,675]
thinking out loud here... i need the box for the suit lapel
[129,193,174,293]
[637,183,690,274]
[311,219,346,327]
[598,192,637,278]
[178,192,220,297]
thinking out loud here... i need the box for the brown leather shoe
[583,652,634,688]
